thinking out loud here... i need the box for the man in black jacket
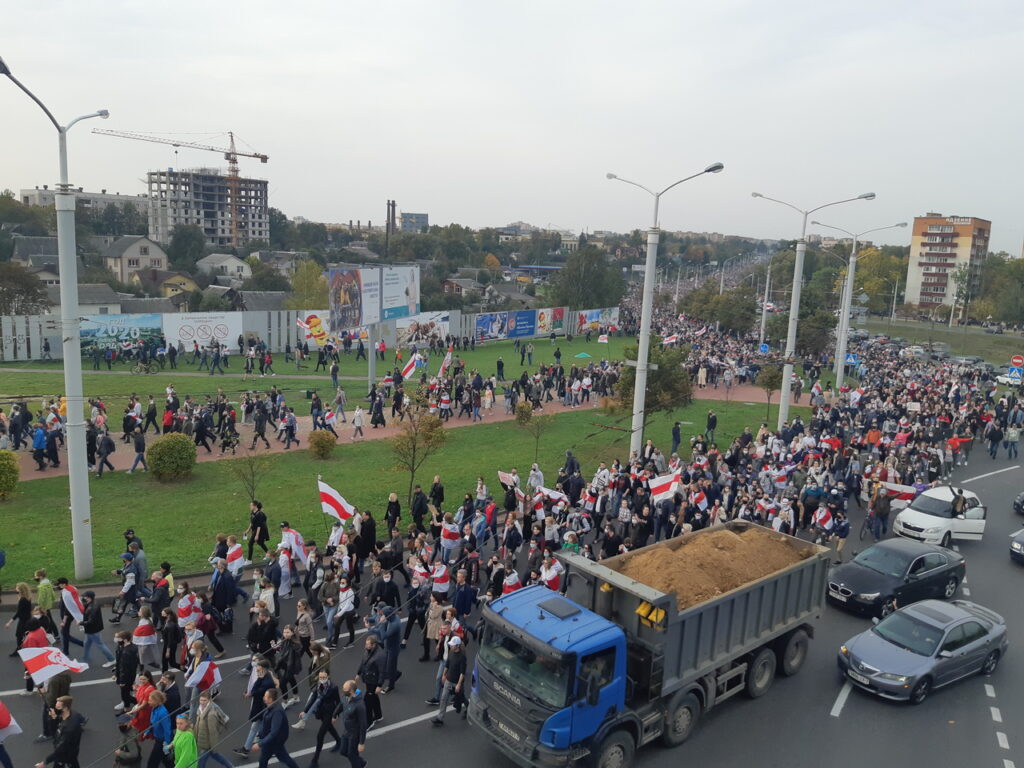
[54,580,84,657]
[300,669,342,768]
[247,611,278,666]
[36,695,84,768]
[338,680,368,768]
[410,485,429,533]
[113,631,139,711]
[355,636,385,728]
[158,670,182,717]
[79,590,115,667]
[251,688,300,768]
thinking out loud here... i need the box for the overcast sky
[3,1,1022,252]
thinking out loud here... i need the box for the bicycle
[858,510,875,541]
[130,360,159,375]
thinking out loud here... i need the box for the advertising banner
[475,312,508,341]
[328,268,381,331]
[296,310,331,347]
[536,308,553,335]
[80,314,163,357]
[551,307,566,334]
[163,312,242,349]
[507,309,536,338]
[574,307,620,335]
[396,311,450,346]
[382,266,421,320]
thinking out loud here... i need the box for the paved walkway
[13,381,771,481]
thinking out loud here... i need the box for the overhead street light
[811,220,908,389]
[752,191,875,429]
[2,54,109,579]
[607,162,724,457]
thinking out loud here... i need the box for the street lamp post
[759,252,776,345]
[811,221,907,390]
[607,163,724,457]
[752,191,875,429]
[2,56,109,579]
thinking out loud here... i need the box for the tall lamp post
[811,220,907,389]
[607,163,724,457]
[758,251,777,345]
[752,191,875,429]
[2,56,108,579]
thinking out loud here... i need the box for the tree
[616,343,693,437]
[286,260,328,309]
[227,446,272,501]
[483,253,502,271]
[706,284,757,334]
[391,407,449,504]
[0,262,51,316]
[548,246,626,309]
[514,402,555,463]
[242,259,291,291]
[198,293,232,311]
[757,365,783,420]
[167,225,207,271]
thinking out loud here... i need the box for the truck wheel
[661,691,702,747]
[779,629,809,677]
[592,730,635,768]
[744,647,777,698]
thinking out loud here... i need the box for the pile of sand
[616,527,812,611]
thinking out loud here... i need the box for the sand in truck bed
[616,527,813,611]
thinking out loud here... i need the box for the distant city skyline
[3,1,1022,252]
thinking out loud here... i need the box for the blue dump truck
[468,521,829,768]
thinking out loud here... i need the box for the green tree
[0,262,51,315]
[707,284,757,333]
[285,260,328,309]
[548,246,625,309]
[757,365,783,420]
[167,225,207,272]
[390,405,449,504]
[616,342,693,437]
[514,402,555,463]
[269,207,295,250]
[242,259,291,291]
[198,293,232,311]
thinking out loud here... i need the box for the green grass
[865,318,1024,364]
[0,398,806,585]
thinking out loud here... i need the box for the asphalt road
[1,460,1021,768]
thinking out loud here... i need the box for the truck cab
[470,587,626,767]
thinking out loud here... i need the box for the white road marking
[962,587,971,596]
[962,576,968,584]
[952,544,960,552]
[1004,760,1015,768]
[830,681,852,717]
[960,465,1020,483]
[986,684,996,698]
[997,732,1009,750]
[237,710,442,766]
[991,706,1003,723]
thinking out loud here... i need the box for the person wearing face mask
[329,578,358,650]
[113,631,141,713]
[194,690,230,768]
[34,695,84,768]
[336,679,367,768]
[369,568,399,610]
[79,591,116,668]
[354,636,385,729]
[295,670,341,766]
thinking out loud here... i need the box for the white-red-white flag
[438,345,454,377]
[693,326,708,338]
[19,647,89,685]
[61,584,85,623]
[497,470,517,488]
[690,490,708,511]
[0,701,22,742]
[662,334,679,345]
[401,354,420,379]
[649,472,680,503]
[598,334,609,343]
[318,480,355,523]
[281,527,309,567]
[538,486,568,503]
[185,659,222,691]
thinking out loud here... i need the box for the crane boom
[91,129,269,163]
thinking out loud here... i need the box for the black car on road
[827,538,966,618]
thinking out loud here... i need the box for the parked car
[893,486,986,547]
[827,539,965,617]
[996,373,1019,385]
[837,599,1007,704]
[1013,491,1024,515]
[1010,528,1024,565]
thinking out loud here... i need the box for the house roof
[119,296,178,313]
[23,256,61,272]
[131,268,195,286]
[238,291,287,311]
[11,236,59,261]
[197,252,246,267]
[104,235,161,260]
[203,285,234,298]
[445,278,483,291]
[45,283,120,306]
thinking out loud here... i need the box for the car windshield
[908,494,954,519]
[872,612,943,656]
[853,546,909,578]
[478,627,572,709]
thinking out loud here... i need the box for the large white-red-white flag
[497,471,518,488]
[538,486,568,503]
[19,647,89,685]
[598,334,609,343]
[438,345,454,377]
[649,472,681,503]
[61,584,85,623]
[185,659,222,691]
[401,354,421,379]
[662,334,679,345]
[0,701,22,742]
[280,526,309,567]
[318,480,356,523]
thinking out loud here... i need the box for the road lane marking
[960,466,1020,483]
[997,732,1009,750]
[991,707,1003,723]
[1003,760,1015,768]
[962,587,971,596]
[952,545,960,552]
[830,681,852,717]
[237,710,442,766]
[986,684,996,698]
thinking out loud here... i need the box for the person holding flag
[318,480,355,525]
[184,639,221,720]
[0,699,21,768]
[54,579,85,658]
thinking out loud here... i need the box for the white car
[893,486,987,548]
[996,373,1019,385]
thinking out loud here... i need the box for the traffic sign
[759,343,769,355]
[1009,366,1023,383]
[844,353,858,365]
[1011,355,1024,368]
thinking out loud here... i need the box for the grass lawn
[0,336,638,417]
[865,318,1024,365]
[0,398,806,585]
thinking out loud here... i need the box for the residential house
[45,284,122,315]
[11,236,61,284]
[119,295,186,313]
[249,250,309,279]
[104,236,169,282]
[442,278,483,296]
[129,268,199,298]
[195,253,252,285]
[236,291,287,311]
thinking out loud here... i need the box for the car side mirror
[871,617,880,625]
[939,650,953,659]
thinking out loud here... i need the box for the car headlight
[924,527,943,534]
[840,645,850,657]
[878,672,911,683]
[857,592,881,601]
[1012,542,1023,552]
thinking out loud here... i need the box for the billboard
[536,308,553,335]
[396,311,450,346]
[475,312,508,341]
[163,312,242,349]
[507,310,536,339]
[328,268,381,331]
[80,314,163,357]
[574,307,620,335]
[382,266,421,320]
[551,307,566,334]
[297,310,331,347]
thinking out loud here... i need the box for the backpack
[353,592,361,611]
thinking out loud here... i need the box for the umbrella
[574,352,592,359]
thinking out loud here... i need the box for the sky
[2,1,1023,252]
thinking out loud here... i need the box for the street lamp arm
[751,193,806,218]
[857,222,908,238]
[606,174,656,197]
[658,169,713,196]
[65,111,110,132]
[2,67,61,131]
[807,194,875,216]
[811,221,854,238]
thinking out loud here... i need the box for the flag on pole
[649,472,680,503]
[318,480,356,523]
[693,326,708,338]
[690,490,708,511]
[19,648,89,685]
[538,486,569,503]
[0,701,22,742]
[497,470,517,488]
[662,334,679,345]
[598,334,609,343]
[185,659,222,691]
[401,353,420,379]
[438,344,454,377]
[61,584,85,623]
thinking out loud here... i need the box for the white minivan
[893,486,987,547]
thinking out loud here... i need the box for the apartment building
[903,212,991,309]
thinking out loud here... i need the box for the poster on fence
[575,307,620,335]
[551,307,566,334]
[507,309,536,338]
[475,312,508,341]
[328,268,381,331]
[80,314,164,357]
[381,266,421,320]
[163,313,242,349]
[536,308,553,335]
[396,311,450,346]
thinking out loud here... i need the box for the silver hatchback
[837,599,1007,704]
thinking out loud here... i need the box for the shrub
[307,430,337,460]
[0,450,19,500]
[146,433,197,482]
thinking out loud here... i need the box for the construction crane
[93,129,268,248]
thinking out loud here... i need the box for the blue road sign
[1009,366,1022,382]
[759,343,769,355]
[844,353,858,365]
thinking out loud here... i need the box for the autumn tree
[391,404,449,504]
[0,262,51,316]
[757,365,783,420]
[515,401,555,463]
[228,445,273,501]
[548,246,625,310]
[483,253,502,271]
[616,342,693,438]
[286,259,328,309]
